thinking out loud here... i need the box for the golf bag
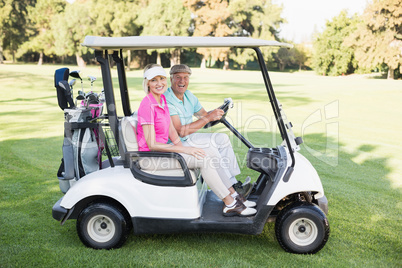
[55,68,104,193]
[66,109,99,174]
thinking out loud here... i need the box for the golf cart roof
[82,36,293,51]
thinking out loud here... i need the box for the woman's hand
[183,147,206,159]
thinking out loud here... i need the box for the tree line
[0,0,401,79]
[313,0,401,79]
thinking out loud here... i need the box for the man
[164,64,253,197]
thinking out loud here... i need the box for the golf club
[88,75,96,91]
[69,79,76,89]
[69,70,83,91]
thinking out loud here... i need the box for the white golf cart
[52,36,329,254]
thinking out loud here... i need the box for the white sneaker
[223,201,257,217]
[236,195,256,208]
[243,199,257,208]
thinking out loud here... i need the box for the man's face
[170,72,190,95]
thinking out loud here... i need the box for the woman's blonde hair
[142,63,163,94]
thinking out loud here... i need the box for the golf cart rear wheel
[77,203,130,249]
[275,202,329,254]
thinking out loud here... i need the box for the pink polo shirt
[137,93,171,151]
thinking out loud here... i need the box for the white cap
[143,66,167,80]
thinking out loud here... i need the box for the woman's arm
[143,124,206,159]
[168,120,183,146]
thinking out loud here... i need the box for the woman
[136,64,256,217]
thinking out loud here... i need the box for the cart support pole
[253,48,295,178]
[112,50,132,117]
[95,50,125,161]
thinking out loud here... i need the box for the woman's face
[148,75,167,96]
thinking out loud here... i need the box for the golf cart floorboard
[132,191,261,235]
[198,191,255,223]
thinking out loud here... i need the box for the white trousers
[183,133,241,188]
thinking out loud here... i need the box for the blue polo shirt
[164,87,202,141]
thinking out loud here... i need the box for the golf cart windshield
[82,35,299,173]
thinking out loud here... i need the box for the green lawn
[0,64,401,267]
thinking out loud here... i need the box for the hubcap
[87,214,116,243]
[288,217,318,246]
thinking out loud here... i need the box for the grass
[0,63,401,267]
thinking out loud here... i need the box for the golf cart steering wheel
[203,99,232,129]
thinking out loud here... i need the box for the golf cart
[52,36,329,254]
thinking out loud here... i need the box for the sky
[273,0,371,43]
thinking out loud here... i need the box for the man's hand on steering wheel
[203,99,233,129]
[206,108,224,122]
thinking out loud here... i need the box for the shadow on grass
[0,132,399,266]
[0,72,30,80]
[0,95,55,104]
[366,73,388,79]
[0,70,53,84]
[299,133,400,261]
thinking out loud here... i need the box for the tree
[184,0,233,69]
[313,11,359,76]
[0,0,13,63]
[91,0,141,37]
[228,0,284,67]
[138,0,191,66]
[272,44,310,71]
[51,0,94,67]
[274,47,293,71]
[344,0,402,79]
[52,0,141,67]
[18,0,66,65]
[0,0,35,63]
[92,0,142,69]
[293,44,311,70]
[185,0,232,37]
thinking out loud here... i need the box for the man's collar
[167,87,185,103]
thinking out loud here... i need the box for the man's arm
[171,108,224,137]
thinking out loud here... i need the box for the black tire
[77,203,131,249]
[275,202,329,254]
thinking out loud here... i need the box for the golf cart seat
[121,114,200,185]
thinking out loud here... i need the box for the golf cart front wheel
[275,202,329,254]
[77,203,131,249]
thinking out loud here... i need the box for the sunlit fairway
[0,64,400,267]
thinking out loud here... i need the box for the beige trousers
[179,147,231,199]
[183,133,241,187]
[139,147,231,199]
